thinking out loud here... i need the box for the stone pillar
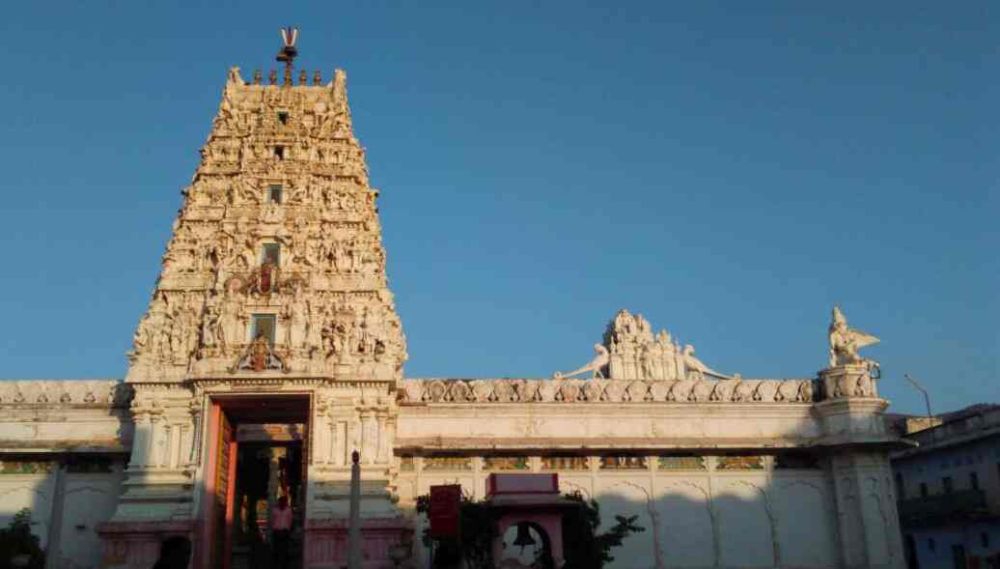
[313,396,330,465]
[347,451,362,569]
[168,421,183,469]
[130,410,152,469]
[816,365,904,569]
[360,410,376,465]
[149,413,165,468]
[43,461,67,569]
[99,385,197,565]
[186,397,202,467]
[303,382,411,569]
[375,411,388,464]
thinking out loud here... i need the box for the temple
[0,37,906,569]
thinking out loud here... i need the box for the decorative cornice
[399,377,819,405]
[0,380,131,409]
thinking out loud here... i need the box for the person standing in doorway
[271,495,293,569]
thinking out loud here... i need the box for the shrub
[0,509,45,569]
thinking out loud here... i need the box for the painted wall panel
[773,478,838,568]
[596,481,657,568]
[657,481,715,568]
[0,473,56,547]
[715,478,775,568]
[52,472,124,569]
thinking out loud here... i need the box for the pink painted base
[304,517,413,569]
[97,520,194,569]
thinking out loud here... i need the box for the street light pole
[903,374,933,419]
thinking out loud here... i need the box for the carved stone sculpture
[681,345,729,380]
[553,344,609,379]
[597,309,730,380]
[827,306,879,368]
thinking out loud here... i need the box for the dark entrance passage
[203,395,309,569]
[231,439,304,569]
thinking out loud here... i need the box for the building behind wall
[892,405,1000,569]
[0,40,910,569]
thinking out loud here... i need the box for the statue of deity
[249,333,270,372]
[656,331,677,380]
[828,306,879,368]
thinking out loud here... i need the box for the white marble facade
[0,53,905,569]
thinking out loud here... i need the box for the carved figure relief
[828,306,879,369]
[554,309,731,381]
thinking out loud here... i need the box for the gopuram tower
[100,31,410,568]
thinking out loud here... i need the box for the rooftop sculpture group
[554,309,730,381]
[553,306,880,388]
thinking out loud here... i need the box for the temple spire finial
[276,26,299,85]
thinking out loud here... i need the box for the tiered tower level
[128,67,406,384]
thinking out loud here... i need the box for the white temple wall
[0,461,126,569]
[49,468,126,569]
[0,468,56,547]
[768,476,839,567]
[0,381,132,567]
[656,479,715,567]
[395,399,823,451]
[397,458,840,569]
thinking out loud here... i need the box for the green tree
[560,491,644,569]
[416,493,496,569]
[0,509,45,569]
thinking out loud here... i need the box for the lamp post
[903,374,933,419]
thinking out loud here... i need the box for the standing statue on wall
[131,313,152,359]
[655,331,677,380]
[220,292,244,350]
[286,285,308,349]
[828,306,879,368]
[249,334,270,371]
[322,319,348,361]
[203,299,223,349]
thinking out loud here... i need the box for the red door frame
[198,401,239,569]
[198,394,311,569]
[197,402,221,569]
[222,435,239,569]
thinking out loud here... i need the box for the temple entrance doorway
[203,395,309,569]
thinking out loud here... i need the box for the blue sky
[0,2,995,414]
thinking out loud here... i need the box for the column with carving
[814,307,904,568]
[100,385,198,567]
[128,398,154,470]
[112,386,197,521]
